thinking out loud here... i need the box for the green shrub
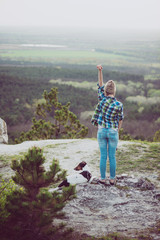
[119,128,132,141]
[0,147,76,240]
[153,129,160,142]
[0,178,17,223]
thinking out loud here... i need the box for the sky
[0,0,160,30]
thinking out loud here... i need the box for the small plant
[119,128,132,141]
[153,129,160,142]
[85,232,139,239]
[116,185,130,191]
[1,147,76,240]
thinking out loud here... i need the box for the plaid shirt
[91,85,124,129]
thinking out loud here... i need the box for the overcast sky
[0,0,159,30]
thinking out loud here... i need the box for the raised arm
[97,65,103,87]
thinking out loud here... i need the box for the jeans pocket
[97,129,104,139]
[109,129,118,141]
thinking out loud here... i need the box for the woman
[91,65,124,185]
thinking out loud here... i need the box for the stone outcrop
[0,118,8,144]
[61,175,160,239]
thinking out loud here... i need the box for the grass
[2,47,158,78]
[0,156,9,168]
[0,154,22,168]
[1,49,139,62]
[83,141,160,175]
[44,142,70,149]
[72,230,156,240]
[76,151,83,154]
[1,141,159,177]
[116,142,160,174]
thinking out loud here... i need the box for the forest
[0,27,160,142]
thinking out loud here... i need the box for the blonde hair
[104,80,116,96]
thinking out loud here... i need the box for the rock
[135,177,155,190]
[60,176,159,239]
[0,118,8,144]
[119,177,155,190]
[116,174,128,179]
[124,177,139,186]
[153,192,160,200]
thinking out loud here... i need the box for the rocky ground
[62,176,160,239]
[0,139,160,239]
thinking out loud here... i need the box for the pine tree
[4,147,76,240]
[16,88,88,143]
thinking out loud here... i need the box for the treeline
[0,65,160,142]
[95,46,159,63]
[0,65,144,82]
[0,64,145,126]
[0,71,97,125]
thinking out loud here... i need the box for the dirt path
[0,139,132,174]
[0,139,133,178]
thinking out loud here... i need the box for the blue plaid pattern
[91,84,124,129]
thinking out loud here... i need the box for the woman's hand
[97,65,103,71]
[97,65,103,86]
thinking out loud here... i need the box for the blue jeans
[97,128,118,180]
